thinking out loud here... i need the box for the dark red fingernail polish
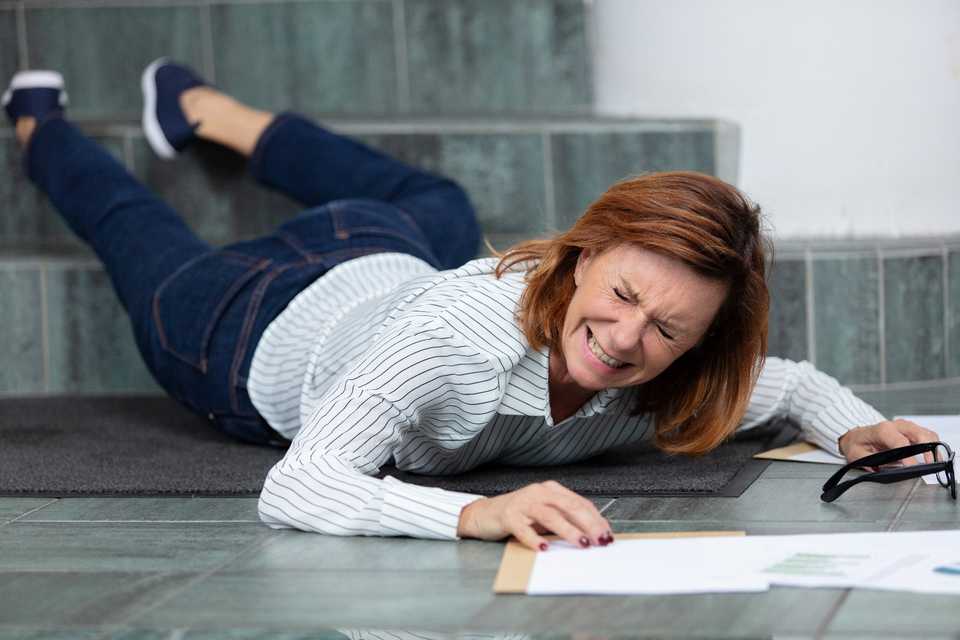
[539,542,548,551]
[579,536,590,548]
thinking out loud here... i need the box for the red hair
[486,171,771,455]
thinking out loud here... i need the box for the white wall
[591,0,960,239]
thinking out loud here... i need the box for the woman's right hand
[456,480,615,551]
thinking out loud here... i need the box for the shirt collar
[499,343,626,425]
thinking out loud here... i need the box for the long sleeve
[737,357,887,456]
[257,317,493,539]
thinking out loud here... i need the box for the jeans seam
[152,250,269,373]
[228,261,302,414]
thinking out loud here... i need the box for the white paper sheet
[525,530,960,595]
[787,447,844,465]
[893,415,960,485]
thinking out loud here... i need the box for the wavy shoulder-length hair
[485,171,771,456]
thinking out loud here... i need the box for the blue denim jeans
[25,112,481,447]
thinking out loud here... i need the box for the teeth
[588,331,628,369]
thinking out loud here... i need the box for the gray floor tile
[405,0,590,114]
[464,586,844,636]
[603,477,914,523]
[227,529,505,573]
[826,590,960,636]
[883,254,945,382]
[0,497,56,524]
[132,571,495,631]
[767,258,808,362]
[612,520,888,535]
[20,497,261,522]
[892,521,960,532]
[0,629,103,639]
[211,1,396,115]
[0,571,195,627]
[26,6,205,119]
[0,522,270,572]
[813,256,881,384]
[759,460,841,479]
[896,485,960,524]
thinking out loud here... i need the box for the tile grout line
[200,0,216,84]
[814,590,851,640]
[598,498,615,514]
[878,248,886,386]
[110,530,277,628]
[23,519,262,523]
[943,246,950,378]
[885,478,921,532]
[2,498,58,526]
[392,0,410,112]
[805,248,816,366]
[15,1,28,69]
[542,131,556,230]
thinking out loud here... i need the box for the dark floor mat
[379,418,798,497]
[0,396,797,497]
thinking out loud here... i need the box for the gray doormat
[0,396,797,497]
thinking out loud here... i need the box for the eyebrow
[619,276,684,333]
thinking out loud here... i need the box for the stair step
[1,240,958,395]
[1,117,739,248]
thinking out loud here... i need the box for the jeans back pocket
[152,250,272,373]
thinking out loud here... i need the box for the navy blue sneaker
[141,57,207,159]
[2,70,68,126]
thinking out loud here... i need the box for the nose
[609,312,654,355]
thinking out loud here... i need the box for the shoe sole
[141,58,177,160]
[2,70,68,109]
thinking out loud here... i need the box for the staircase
[0,0,956,396]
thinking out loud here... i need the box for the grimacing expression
[559,243,730,392]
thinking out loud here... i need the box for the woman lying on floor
[3,62,940,552]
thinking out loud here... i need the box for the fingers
[510,481,614,552]
[539,480,613,547]
[897,420,940,464]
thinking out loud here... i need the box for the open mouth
[585,326,631,371]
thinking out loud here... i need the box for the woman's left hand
[838,419,941,468]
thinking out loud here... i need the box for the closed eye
[615,287,674,340]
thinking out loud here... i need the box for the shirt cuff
[381,475,486,540]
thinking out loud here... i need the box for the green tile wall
[884,254,945,383]
[813,256,881,384]
[405,0,590,113]
[211,1,397,115]
[0,9,18,89]
[130,138,302,247]
[44,266,160,394]
[25,6,205,120]
[0,267,44,393]
[551,131,716,228]
[359,132,548,236]
[949,249,959,378]
[1,132,124,250]
[766,259,807,362]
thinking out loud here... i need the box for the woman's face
[555,243,729,392]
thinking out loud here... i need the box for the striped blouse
[247,253,886,540]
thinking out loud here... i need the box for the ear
[574,248,593,287]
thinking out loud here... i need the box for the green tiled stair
[2,0,958,398]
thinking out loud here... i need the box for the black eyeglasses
[820,441,956,503]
